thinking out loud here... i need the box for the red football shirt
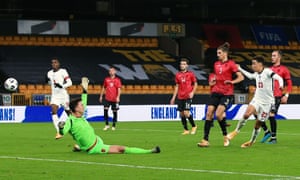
[271,65,292,97]
[212,59,238,95]
[103,77,122,102]
[175,71,197,100]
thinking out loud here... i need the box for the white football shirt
[47,68,72,97]
[239,67,283,104]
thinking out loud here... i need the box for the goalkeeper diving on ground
[57,77,160,154]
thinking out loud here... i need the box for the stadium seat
[18,84,27,93]
[98,38,106,47]
[35,84,44,94]
[136,38,145,47]
[141,84,150,93]
[90,37,99,47]
[203,85,211,94]
[44,36,53,46]
[113,37,121,47]
[165,85,174,93]
[44,85,51,94]
[124,85,134,94]
[121,38,129,47]
[291,86,300,94]
[196,85,204,94]
[52,36,61,46]
[67,37,76,46]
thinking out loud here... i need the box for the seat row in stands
[0,36,159,48]
[18,84,300,95]
[242,40,300,50]
[17,84,212,95]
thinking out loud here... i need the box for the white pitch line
[95,128,300,136]
[0,156,299,179]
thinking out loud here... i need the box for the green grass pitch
[0,120,299,179]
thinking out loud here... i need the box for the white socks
[235,118,248,132]
[52,114,59,132]
[250,128,261,143]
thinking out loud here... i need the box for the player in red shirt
[170,57,198,135]
[260,50,293,144]
[208,72,231,127]
[99,67,122,131]
[198,42,244,147]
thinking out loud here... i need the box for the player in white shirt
[47,58,72,139]
[227,56,283,148]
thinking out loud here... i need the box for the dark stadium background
[0,0,300,105]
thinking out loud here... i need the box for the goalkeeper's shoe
[260,132,271,143]
[227,130,238,140]
[197,139,209,147]
[55,133,63,140]
[241,141,253,148]
[152,146,161,153]
[81,77,89,92]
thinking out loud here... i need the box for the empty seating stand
[0,35,159,48]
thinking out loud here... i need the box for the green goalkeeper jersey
[59,94,97,151]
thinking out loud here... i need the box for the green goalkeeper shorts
[87,136,110,154]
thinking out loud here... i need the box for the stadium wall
[0,104,298,123]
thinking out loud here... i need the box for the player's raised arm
[238,65,256,80]
[81,77,89,108]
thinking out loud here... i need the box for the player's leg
[217,96,233,146]
[267,98,280,144]
[50,99,62,139]
[241,104,270,148]
[267,113,277,143]
[197,105,215,147]
[241,120,262,148]
[103,101,110,131]
[105,145,160,154]
[228,103,257,140]
[88,137,160,154]
[111,103,119,130]
[260,118,271,143]
[177,100,188,135]
[185,99,197,134]
[180,111,189,135]
[215,105,230,146]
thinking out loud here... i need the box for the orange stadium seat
[291,86,300,94]
[124,85,134,94]
[44,85,51,94]
[68,37,76,46]
[98,38,106,47]
[121,38,129,47]
[90,37,99,47]
[18,84,27,93]
[44,36,53,46]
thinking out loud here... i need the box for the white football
[4,77,19,91]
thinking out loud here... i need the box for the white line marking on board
[0,156,299,179]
